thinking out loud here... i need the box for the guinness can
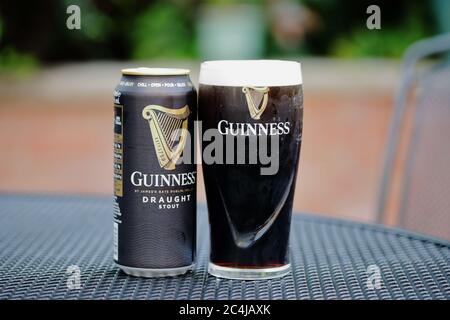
[113,67,197,277]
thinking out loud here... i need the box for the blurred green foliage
[58,0,115,59]
[300,0,435,58]
[74,1,112,42]
[0,12,37,77]
[131,3,196,59]
[332,13,428,58]
[0,0,443,76]
[0,47,37,78]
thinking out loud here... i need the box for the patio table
[0,194,448,300]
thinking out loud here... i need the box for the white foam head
[199,60,302,87]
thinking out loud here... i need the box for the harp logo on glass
[242,86,269,120]
[217,86,291,136]
[142,104,190,170]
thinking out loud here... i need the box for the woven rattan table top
[0,195,448,300]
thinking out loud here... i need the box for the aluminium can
[113,67,197,277]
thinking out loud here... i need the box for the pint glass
[199,60,303,279]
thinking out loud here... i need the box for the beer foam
[199,60,302,86]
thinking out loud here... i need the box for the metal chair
[376,33,450,240]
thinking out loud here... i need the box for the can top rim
[121,67,190,76]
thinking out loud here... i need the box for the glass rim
[199,59,302,87]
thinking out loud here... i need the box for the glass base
[208,262,291,280]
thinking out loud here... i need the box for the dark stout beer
[113,68,197,277]
[199,60,303,279]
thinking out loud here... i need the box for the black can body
[113,69,197,277]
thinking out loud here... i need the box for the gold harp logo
[242,86,269,120]
[142,104,190,170]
